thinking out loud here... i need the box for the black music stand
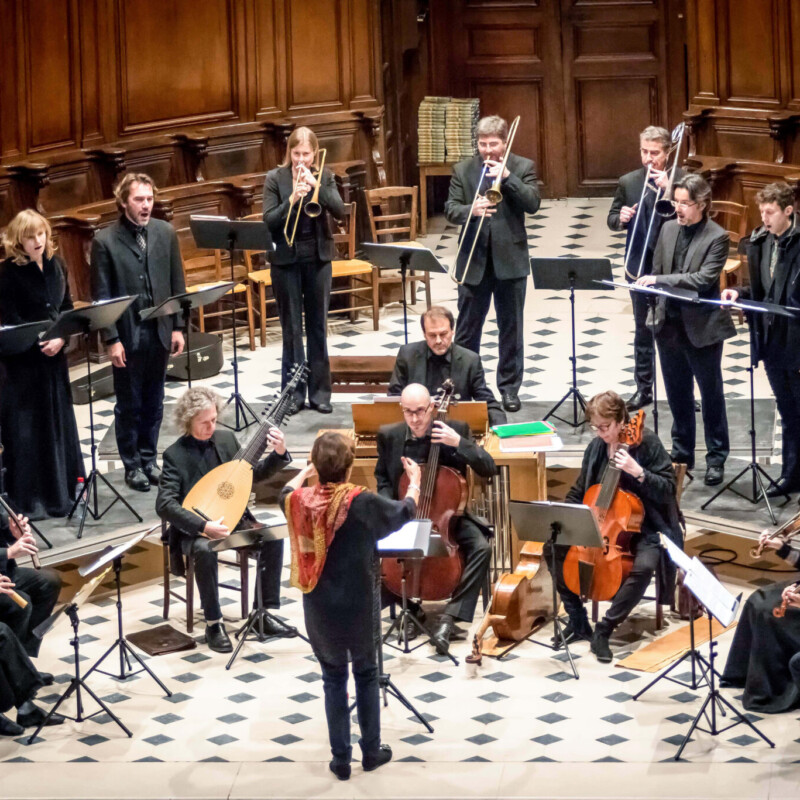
[531,258,613,428]
[140,282,234,387]
[210,521,310,671]
[699,296,800,522]
[45,297,142,539]
[190,217,273,430]
[508,500,604,680]
[81,526,171,695]
[28,564,133,743]
[0,320,55,549]
[361,242,446,344]
[379,520,459,666]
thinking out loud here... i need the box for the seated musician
[388,305,507,427]
[721,532,800,713]
[375,383,497,654]
[0,509,61,675]
[547,390,682,663]
[156,387,292,654]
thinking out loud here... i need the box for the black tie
[135,226,147,254]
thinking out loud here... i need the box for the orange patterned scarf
[286,482,365,593]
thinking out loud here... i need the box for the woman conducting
[262,127,345,414]
[0,210,85,519]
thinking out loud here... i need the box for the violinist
[375,383,497,654]
[721,523,800,713]
[547,391,682,663]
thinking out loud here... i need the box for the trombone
[449,116,520,285]
[284,148,327,247]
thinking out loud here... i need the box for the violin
[382,380,466,602]
[774,580,800,618]
[751,510,800,559]
[562,410,646,602]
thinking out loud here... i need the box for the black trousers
[546,536,661,632]
[0,566,61,657]
[455,255,526,395]
[629,288,654,392]
[271,259,332,407]
[112,322,170,473]
[444,518,492,622]
[186,538,284,622]
[764,357,800,482]
[0,622,43,713]
[656,319,729,467]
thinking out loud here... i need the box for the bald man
[375,384,497,654]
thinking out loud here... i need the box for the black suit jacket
[387,341,507,426]
[90,217,186,350]
[375,420,497,501]
[650,218,736,348]
[607,166,683,280]
[445,152,540,284]
[262,165,346,266]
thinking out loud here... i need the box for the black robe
[0,621,42,713]
[0,255,85,519]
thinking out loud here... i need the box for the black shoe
[590,630,613,664]
[205,622,233,653]
[430,617,455,656]
[501,392,521,413]
[329,761,351,781]
[704,465,724,486]
[625,389,653,412]
[285,400,305,416]
[143,463,162,485]
[363,744,393,772]
[552,617,593,647]
[309,401,333,414]
[0,713,23,736]
[125,468,150,492]
[766,477,800,498]
[257,616,298,639]
[37,671,54,687]
[402,602,426,641]
[16,701,65,729]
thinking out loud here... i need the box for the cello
[561,410,645,603]
[382,380,466,601]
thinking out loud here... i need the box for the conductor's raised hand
[401,457,421,488]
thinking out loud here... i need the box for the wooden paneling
[252,0,283,116]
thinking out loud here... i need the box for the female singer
[281,432,420,780]
[262,127,345,414]
[0,210,84,519]
[721,534,800,712]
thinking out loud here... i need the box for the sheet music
[377,519,432,556]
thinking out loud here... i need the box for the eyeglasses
[589,422,614,433]
[401,407,428,418]
[669,200,697,210]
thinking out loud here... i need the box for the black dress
[0,255,85,519]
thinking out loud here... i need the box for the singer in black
[0,210,85,519]
[636,174,735,487]
[445,115,541,413]
[722,182,800,496]
[156,388,291,654]
[262,126,345,414]
[607,126,683,412]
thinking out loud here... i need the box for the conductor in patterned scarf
[281,433,419,781]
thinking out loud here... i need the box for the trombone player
[607,126,683,412]
[263,126,345,414]
[445,115,540,413]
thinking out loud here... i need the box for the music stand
[80,525,171,696]
[508,500,604,679]
[531,258,613,428]
[190,216,273,430]
[598,279,699,439]
[28,564,133,743]
[698,296,800,521]
[361,242,447,344]
[0,320,55,549]
[210,521,310,671]
[139,282,234,387]
[44,297,142,539]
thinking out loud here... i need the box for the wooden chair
[364,186,432,309]
[183,249,256,350]
[161,521,249,634]
[241,213,276,347]
[712,200,749,323]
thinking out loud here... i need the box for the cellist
[375,383,497,655]
[547,390,682,663]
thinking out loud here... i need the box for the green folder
[491,421,554,438]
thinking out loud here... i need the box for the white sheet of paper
[378,519,431,556]
[660,533,694,574]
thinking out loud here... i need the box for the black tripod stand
[28,603,132,743]
[83,555,172,695]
